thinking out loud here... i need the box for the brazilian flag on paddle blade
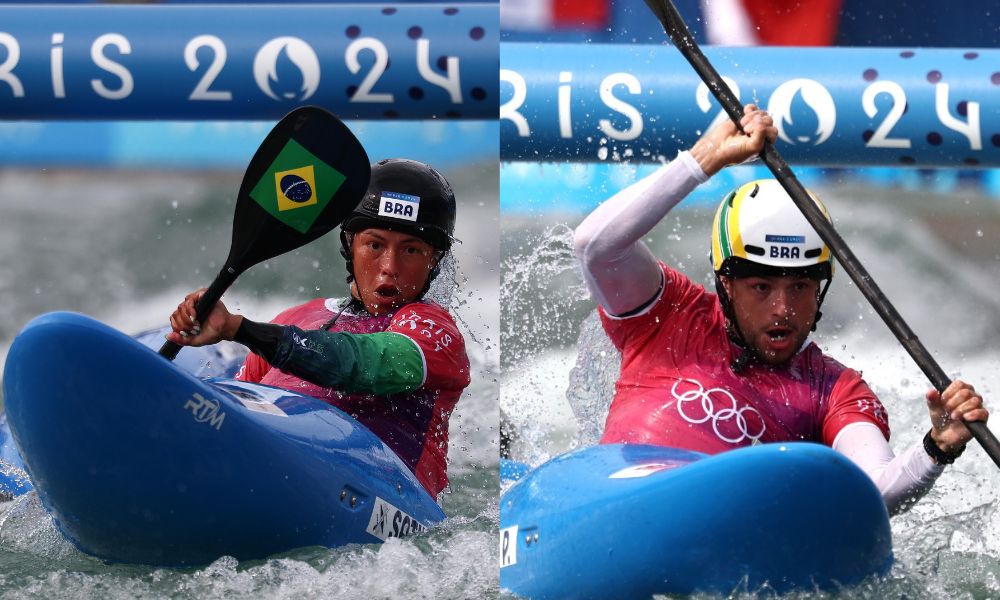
[249,139,347,234]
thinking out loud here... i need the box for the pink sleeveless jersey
[236,298,470,497]
[599,263,890,454]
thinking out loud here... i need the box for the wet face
[722,275,821,365]
[350,228,440,316]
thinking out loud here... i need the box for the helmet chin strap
[716,273,832,374]
[340,230,356,286]
[813,277,832,332]
[715,274,755,374]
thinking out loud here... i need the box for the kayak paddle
[642,0,1000,468]
[158,106,371,360]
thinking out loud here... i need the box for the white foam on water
[501,350,578,465]
[0,501,498,600]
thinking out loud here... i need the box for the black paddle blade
[159,106,370,359]
[228,105,371,274]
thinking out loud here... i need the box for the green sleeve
[270,325,424,395]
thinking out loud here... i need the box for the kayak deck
[500,443,893,599]
[3,312,444,566]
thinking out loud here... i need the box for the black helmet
[339,158,457,293]
[341,158,456,250]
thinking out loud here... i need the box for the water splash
[500,225,593,464]
[565,311,620,448]
[0,458,30,501]
[500,224,590,369]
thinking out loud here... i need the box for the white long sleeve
[573,151,708,316]
[833,422,945,515]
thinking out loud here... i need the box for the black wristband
[923,429,964,465]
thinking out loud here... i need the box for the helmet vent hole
[748,183,760,198]
[744,245,765,256]
[804,248,822,259]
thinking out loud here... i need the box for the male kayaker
[167,158,471,499]
[573,104,989,514]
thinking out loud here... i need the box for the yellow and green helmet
[711,179,834,281]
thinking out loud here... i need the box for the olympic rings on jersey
[671,379,766,444]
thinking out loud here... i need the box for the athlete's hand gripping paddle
[642,0,1000,469]
[158,106,371,360]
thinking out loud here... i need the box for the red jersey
[599,263,890,453]
[236,298,470,497]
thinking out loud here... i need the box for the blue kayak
[500,443,893,598]
[2,312,444,566]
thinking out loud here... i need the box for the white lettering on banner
[558,71,572,139]
[862,80,910,149]
[346,37,392,103]
[0,32,24,97]
[366,497,427,542]
[254,37,320,102]
[416,38,461,103]
[497,65,993,158]
[185,35,232,101]
[50,33,65,98]
[500,69,530,137]
[183,392,226,430]
[672,379,765,445]
[500,525,518,567]
[598,72,643,141]
[91,33,134,100]
[936,83,981,150]
[767,78,836,146]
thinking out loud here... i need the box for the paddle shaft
[644,0,1000,468]
[158,265,237,360]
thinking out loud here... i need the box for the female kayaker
[167,158,471,499]
[573,104,989,514]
